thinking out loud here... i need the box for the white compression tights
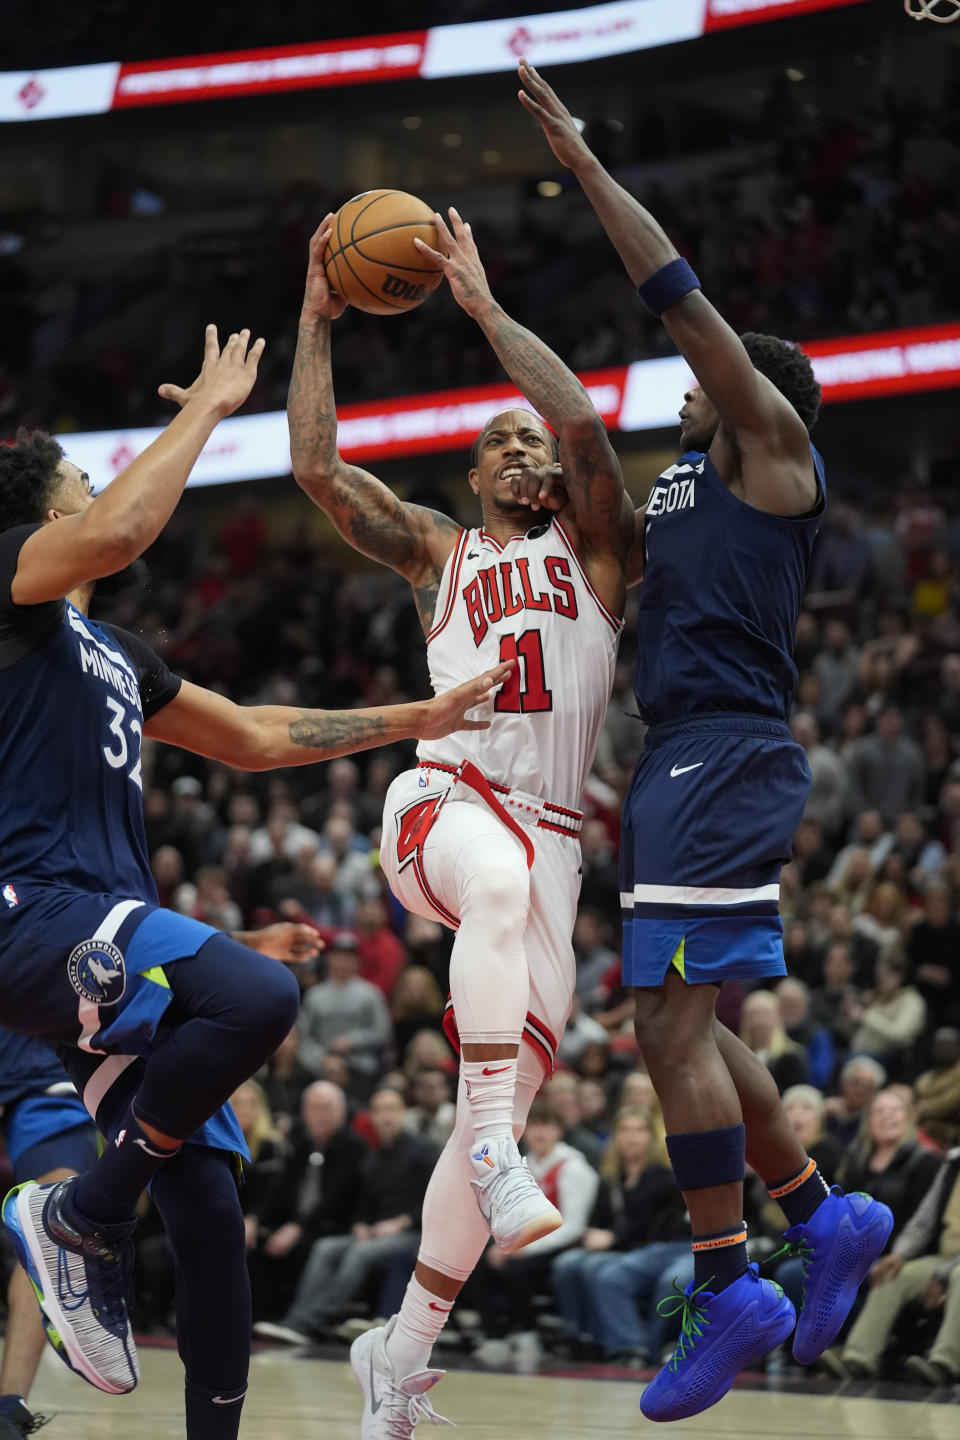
[418,1043,546,1283]
[427,808,532,1047]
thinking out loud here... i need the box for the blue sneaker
[639,1265,796,1422]
[2,1179,139,1395]
[775,1187,893,1365]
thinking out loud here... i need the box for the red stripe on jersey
[426,529,468,644]
[552,518,622,634]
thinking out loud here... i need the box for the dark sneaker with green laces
[639,1264,796,1422]
[772,1187,893,1366]
[0,1398,50,1435]
[2,1179,139,1395]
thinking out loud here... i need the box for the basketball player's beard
[93,555,151,597]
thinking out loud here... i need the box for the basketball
[324,190,444,316]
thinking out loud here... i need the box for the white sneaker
[2,1179,138,1395]
[350,1317,454,1438]
[252,1320,314,1346]
[469,1137,562,1253]
[511,1330,542,1375]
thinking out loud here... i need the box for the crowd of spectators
[85,458,960,1382]
[3,51,960,434]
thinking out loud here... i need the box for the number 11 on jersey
[495,630,552,713]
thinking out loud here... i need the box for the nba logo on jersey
[1,884,18,909]
[67,938,126,1005]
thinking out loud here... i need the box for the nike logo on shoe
[670,763,704,777]
[370,1354,382,1412]
[482,1065,511,1076]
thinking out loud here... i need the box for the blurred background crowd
[2,0,960,1388]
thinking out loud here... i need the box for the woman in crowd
[390,964,446,1059]
[841,1087,940,1239]
[739,989,808,1094]
[552,1107,688,1365]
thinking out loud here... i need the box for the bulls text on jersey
[462,556,579,647]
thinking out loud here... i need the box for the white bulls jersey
[417,517,623,811]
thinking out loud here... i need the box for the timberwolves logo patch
[67,938,126,1005]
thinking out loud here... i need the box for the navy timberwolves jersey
[0,524,181,902]
[634,447,825,725]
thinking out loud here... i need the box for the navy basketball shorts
[620,715,811,989]
[0,887,245,1156]
[3,1093,98,1185]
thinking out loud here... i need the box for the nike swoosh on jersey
[669,763,704,777]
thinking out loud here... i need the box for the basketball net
[904,0,960,21]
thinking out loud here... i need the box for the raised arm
[11,328,264,606]
[518,60,815,516]
[144,660,512,771]
[416,209,633,578]
[289,221,461,632]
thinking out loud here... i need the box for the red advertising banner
[705,0,872,29]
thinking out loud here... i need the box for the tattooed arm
[289,220,461,633]
[416,208,634,590]
[144,663,513,770]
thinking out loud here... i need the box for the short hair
[0,429,66,535]
[469,413,560,468]
[782,1084,826,1119]
[739,333,822,433]
[525,1099,563,1129]
[841,1055,887,1089]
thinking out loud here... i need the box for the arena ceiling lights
[0,0,873,123]
[62,320,960,491]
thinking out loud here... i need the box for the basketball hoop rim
[904,0,960,22]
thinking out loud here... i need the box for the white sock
[461,1057,518,1140]
[385,1277,453,1377]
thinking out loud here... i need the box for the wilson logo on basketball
[380,275,427,302]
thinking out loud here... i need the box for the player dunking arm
[517,61,893,1421]
[0,326,509,1440]
[288,212,633,1435]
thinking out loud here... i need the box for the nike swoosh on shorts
[669,763,704,777]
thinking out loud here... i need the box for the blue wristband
[637,258,700,318]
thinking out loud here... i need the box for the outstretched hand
[302,217,348,322]
[517,58,593,172]
[158,324,266,417]
[414,207,493,317]
[417,659,515,740]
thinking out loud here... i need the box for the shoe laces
[768,1236,814,1302]
[655,1276,713,1372]
[380,1380,454,1437]
[20,1413,51,1434]
[482,1157,541,1211]
[87,1236,136,1330]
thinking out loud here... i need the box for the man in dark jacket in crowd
[251,1080,367,1325]
[256,1087,437,1342]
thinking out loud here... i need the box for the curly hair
[0,429,65,535]
[739,333,822,433]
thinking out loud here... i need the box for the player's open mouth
[499,465,528,483]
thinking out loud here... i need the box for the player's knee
[634,990,711,1073]
[239,956,301,1050]
[461,858,529,936]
